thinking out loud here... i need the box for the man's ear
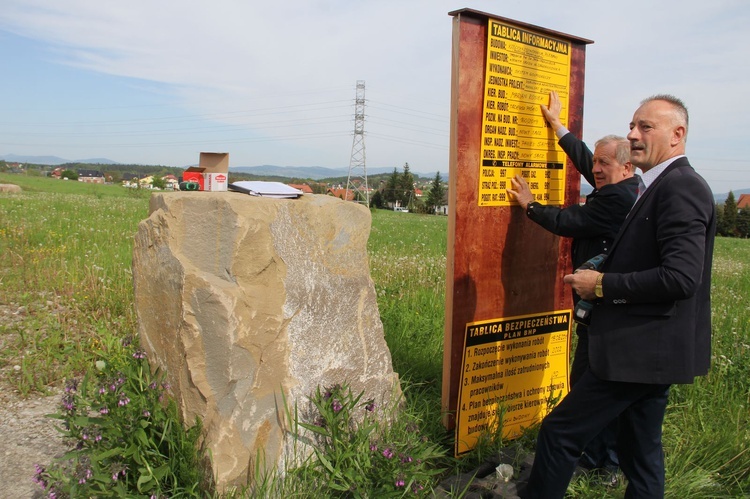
[672,125,686,145]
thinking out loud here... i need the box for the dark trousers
[523,370,670,499]
[571,326,619,471]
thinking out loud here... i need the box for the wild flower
[295,381,446,496]
[35,341,206,497]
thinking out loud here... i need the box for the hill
[0,154,119,165]
[230,165,442,181]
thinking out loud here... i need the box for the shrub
[286,382,447,497]
[33,338,209,498]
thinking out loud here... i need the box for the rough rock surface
[132,192,401,490]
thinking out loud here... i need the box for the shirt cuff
[556,126,570,139]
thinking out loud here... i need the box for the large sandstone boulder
[132,192,400,489]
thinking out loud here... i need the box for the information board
[454,310,571,455]
[479,20,572,207]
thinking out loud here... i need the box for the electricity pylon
[345,80,369,205]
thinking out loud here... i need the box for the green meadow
[1,173,748,497]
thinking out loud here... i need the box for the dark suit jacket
[590,157,716,384]
[526,133,638,269]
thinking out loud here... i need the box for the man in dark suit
[521,95,716,498]
[507,90,638,479]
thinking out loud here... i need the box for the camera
[572,253,607,326]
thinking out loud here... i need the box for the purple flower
[395,478,405,487]
[332,399,343,412]
[61,394,75,412]
[32,464,47,488]
[133,350,147,359]
[401,455,413,463]
[370,443,378,452]
[64,379,78,393]
[365,400,375,412]
[382,448,394,459]
[100,407,109,415]
[118,394,130,407]
[143,410,151,417]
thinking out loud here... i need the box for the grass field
[1,173,748,497]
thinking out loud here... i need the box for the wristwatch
[595,273,604,298]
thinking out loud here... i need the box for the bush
[283,382,447,497]
[33,338,209,498]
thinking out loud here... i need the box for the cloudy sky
[0,0,748,194]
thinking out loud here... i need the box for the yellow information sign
[479,20,572,207]
[455,310,571,456]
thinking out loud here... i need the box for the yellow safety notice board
[455,310,571,456]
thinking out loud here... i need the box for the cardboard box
[183,167,205,190]
[183,152,229,191]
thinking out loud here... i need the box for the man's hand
[507,174,534,209]
[540,90,563,132]
[563,270,599,300]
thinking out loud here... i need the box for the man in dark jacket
[507,91,638,478]
[522,94,715,498]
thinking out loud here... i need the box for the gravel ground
[0,389,66,499]
[0,302,68,498]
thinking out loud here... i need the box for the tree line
[717,191,750,238]
[369,163,446,215]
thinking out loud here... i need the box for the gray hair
[641,94,689,140]
[594,135,632,170]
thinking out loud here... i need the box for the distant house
[327,187,355,201]
[738,194,750,210]
[121,173,140,188]
[163,174,179,191]
[77,169,105,184]
[50,167,64,179]
[288,183,314,194]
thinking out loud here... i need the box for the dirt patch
[0,389,67,498]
